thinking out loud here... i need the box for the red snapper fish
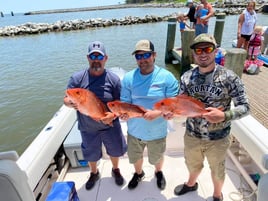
[154,94,208,117]
[107,100,147,118]
[65,88,115,125]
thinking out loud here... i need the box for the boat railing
[16,105,77,191]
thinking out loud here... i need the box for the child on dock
[248,26,263,60]
[244,26,263,74]
[177,13,190,32]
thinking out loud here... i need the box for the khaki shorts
[184,132,231,181]
[127,134,166,165]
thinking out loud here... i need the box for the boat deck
[63,153,254,201]
[242,66,268,129]
[61,119,256,201]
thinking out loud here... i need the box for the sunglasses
[135,52,152,60]
[193,46,215,55]
[88,54,104,61]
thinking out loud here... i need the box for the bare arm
[237,13,244,36]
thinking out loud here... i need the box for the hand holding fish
[100,112,116,126]
[63,95,78,110]
[143,110,162,121]
[162,112,175,120]
[64,88,115,126]
[201,107,225,123]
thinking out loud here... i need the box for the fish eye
[160,102,165,106]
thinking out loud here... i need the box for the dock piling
[165,17,177,63]
[261,27,268,55]
[224,48,247,78]
[213,13,226,47]
[1,12,4,17]
[181,29,195,74]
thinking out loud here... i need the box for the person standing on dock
[184,0,196,29]
[195,0,214,36]
[237,1,257,50]
[63,41,127,190]
[120,40,178,190]
[164,34,250,201]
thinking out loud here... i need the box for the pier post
[213,13,226,47]
[224,48,247,78]
[11,11,14,16]
[181,29,195,74]
[165,17,177,63]
[1,12,4,17]
[261,27,268,55]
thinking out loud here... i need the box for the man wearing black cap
[64,41,127,190]
[168,34,250,201]
[119,39,179,190]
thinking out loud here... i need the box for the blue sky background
[0,0,125,14]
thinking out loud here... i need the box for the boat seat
[0,151,35,201]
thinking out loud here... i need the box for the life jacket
[249,34,261,47]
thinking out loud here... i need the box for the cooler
[46,181,80,201]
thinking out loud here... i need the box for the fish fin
[100,112,115,126]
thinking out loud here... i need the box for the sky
[0,0,125,14]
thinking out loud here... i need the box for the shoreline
[23,2,266,16]
[24,3,183,15]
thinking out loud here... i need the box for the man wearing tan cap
[119,39,179,190]
[168,34,250,201]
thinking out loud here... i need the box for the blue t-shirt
[121,65,179,141]
[67,69,121,132]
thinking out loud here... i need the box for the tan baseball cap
[132,39,155,55]
[190,34,217,49]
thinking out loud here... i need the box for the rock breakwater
[0,14,174,37]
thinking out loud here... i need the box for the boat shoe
[155,171,166,190]
[85,171,100,190]
[128,171,145,189]
[112,168,124,186]
[174,182,198,195]
[213,193,223,201]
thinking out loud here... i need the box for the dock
[242,66,268,129]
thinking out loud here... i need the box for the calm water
[1,8,267,154]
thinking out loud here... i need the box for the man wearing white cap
[64,41,127,190]
[185,0,196,29]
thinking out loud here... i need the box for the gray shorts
[127,134,166,165]
[184,132,231,180]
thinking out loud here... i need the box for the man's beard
[91,62,101,71]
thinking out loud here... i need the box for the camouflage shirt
[179,64,250,140]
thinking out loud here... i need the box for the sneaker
[155,171,166,190]
[112,168,124,186]
[85,171,100,190]
[213,193,223,201]
[128,171,145,190]
[174,182,198,196]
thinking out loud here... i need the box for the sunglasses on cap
[193,46,215,55]
[88,54,104,61]
[135,52,152,60]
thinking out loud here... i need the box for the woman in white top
[237,1,257,50]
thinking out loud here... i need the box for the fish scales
[107,100,147,118]
[154,94,208,117]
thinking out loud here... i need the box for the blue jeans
[195,24,208,36]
